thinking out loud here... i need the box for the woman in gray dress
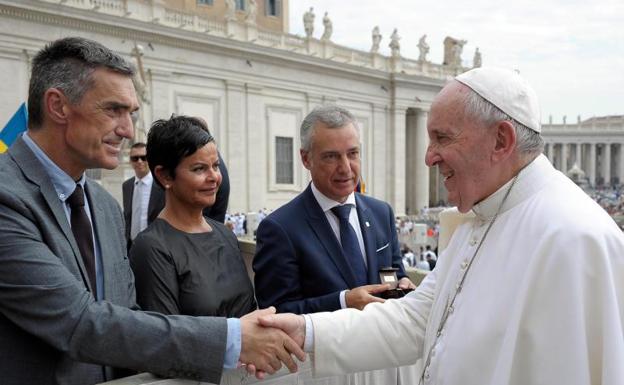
[129,115,256,317]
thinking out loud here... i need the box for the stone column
[603,143,612,186]
[414,109,430,211]
[561,142,568,173]
[575,143,582,169]
[225,80,246,212]
[588,143,596,186]
[547,142,554,163]
[389,105,407,215]
[619,144,624,186]
[371,103,387,199]
[246,84,264,212]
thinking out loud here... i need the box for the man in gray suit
[0,37,303,385]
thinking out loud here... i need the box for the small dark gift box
[375,267,414,299]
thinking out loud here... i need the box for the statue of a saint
[303,7,315,38]
[225,0,236,21]
[473,47,482,68]
[443,36,467,66]
[130,43,150,137]
[321,12,332,41]
[245,0,257,25]
[389,28,401,58]
[371,26,382,53]
[417,34,429,62]
[130,43,149,105]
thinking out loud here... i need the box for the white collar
[472,154,552,220]
[310,182,357,213]
[135,172,153,185]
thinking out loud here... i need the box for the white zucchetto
[455,67,541,133]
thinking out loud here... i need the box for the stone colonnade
[544,142,624,187]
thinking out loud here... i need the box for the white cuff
[303,314,314,353]
[339,289,348,309]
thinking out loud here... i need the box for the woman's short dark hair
[147,115,215,188]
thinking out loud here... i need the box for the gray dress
[130,218,256,317]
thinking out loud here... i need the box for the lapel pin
[365,221,370,227]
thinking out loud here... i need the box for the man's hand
[345,284,390,310]
[258,312,306,348]
[239,307,306,377]
[398,277,416,290]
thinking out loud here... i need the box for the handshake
[237,281,413,379]
[239,307,307,379]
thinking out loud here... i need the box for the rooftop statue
[245,0,257,25]
[389,28,401,57]
[473,47,482,68]
[303,7,315,38]
[371,26,382,53]
[418,34,429,62]
[321,12,333,41]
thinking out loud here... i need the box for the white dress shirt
[130,173,153,240]
[310,183,367,309]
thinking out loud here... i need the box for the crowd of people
[0,36,622,385]
[590,186,624,229]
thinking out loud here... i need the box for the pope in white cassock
[256,67,624,385]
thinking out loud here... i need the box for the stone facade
[0,0,468,215]
[542,116,624,187]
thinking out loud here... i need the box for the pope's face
[425,82,496,213]
[301,122,361,203]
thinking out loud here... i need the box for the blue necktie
[331,205,368,287]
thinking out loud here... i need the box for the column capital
[245,83,263,95]
[225,80,245,91]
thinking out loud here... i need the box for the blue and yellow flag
[0,103,28,153]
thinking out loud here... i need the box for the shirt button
[424,367,431,380]
[456,283,462,291]
[59,193,65,199]
[469,238,478,246]
[461,260,469,269]
[448,305,454,314]
[436,329,442,337]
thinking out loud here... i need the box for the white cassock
[309,155,624,385]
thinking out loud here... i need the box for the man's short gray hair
[28,37,135,129]
[462,88,544,156]
[300,105,359,151]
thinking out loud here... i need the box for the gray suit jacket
[0,138,227,385]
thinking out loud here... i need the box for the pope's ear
[491,120,516,162]
[44,88,70,125]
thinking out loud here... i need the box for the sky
[288,0,624,123]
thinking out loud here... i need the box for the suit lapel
[356,194,379,284]
[9,138,93,291]
[302,186,357,288]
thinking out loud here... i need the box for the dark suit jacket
[0,138,227,385]
[122,175,165,247]
[253,184,406,314]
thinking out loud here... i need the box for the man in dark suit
[0,36,302,385]
[122,142,165,249]
[253,105,415,314]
